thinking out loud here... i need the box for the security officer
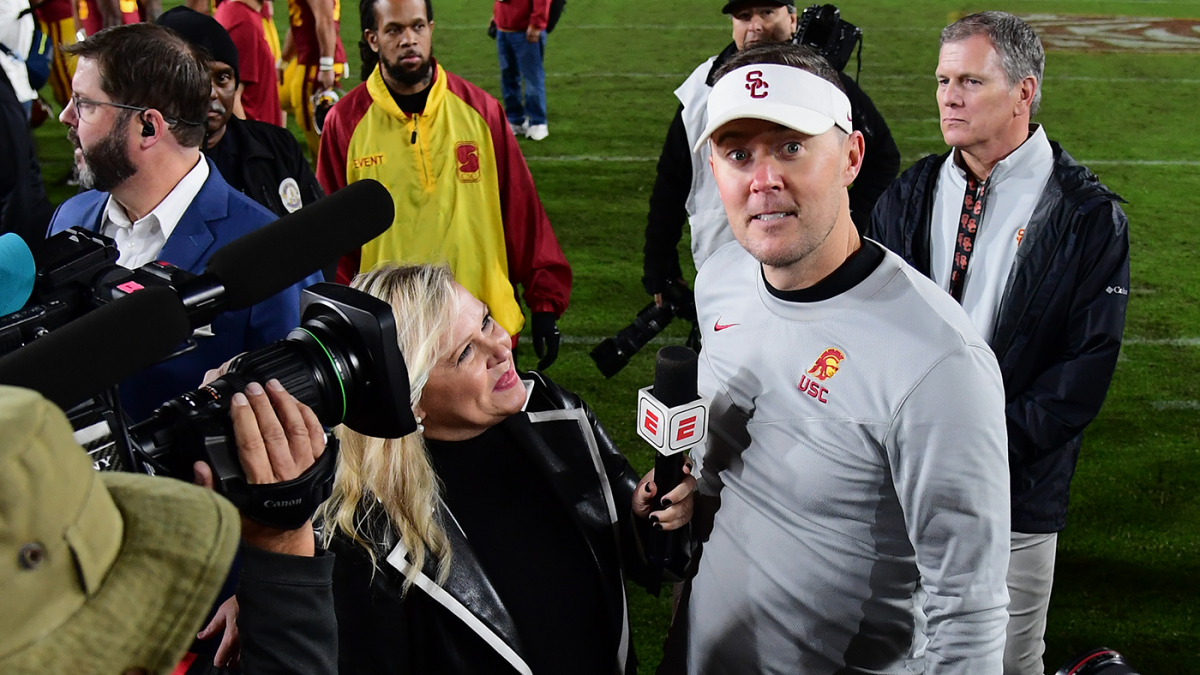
[159,8,324,221]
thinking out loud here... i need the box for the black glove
[531,312,561,371]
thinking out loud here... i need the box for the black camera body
[0,227,221,357]
[793,4,862,74]
[591,280,698,378]
[93,283,417,529]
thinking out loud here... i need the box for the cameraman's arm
[227,381,338,675]
[643,105,690,301]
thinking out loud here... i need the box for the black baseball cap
[722,0,794,14]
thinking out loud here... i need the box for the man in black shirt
[159,8,324,221]
[642,0,899,306]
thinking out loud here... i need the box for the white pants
[1004,531,1058,675]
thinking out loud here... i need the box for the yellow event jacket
[317,63,570,335]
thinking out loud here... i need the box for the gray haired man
[868,12,1130,674]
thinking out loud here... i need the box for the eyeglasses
[69,94,203,128]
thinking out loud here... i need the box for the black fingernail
[644,483,652,493]
[652,522,663,531]
[650,514,659,523]
[661,498,673,507]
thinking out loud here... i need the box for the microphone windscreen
[653,345,699,408]
[0,233,36,315]
[204,179,395,309]
[0,287,191,411]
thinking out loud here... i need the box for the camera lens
[590,302,676,378]
[1055,648,1140,675]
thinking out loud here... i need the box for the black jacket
[642,43,901,294]
[326,372,679,675]
[205,116,324,219]
[237,546,339,675]
[0,68,52,247]
[866,142,1130,533]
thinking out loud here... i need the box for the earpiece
[141,116,154,138]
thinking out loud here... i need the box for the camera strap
[228,435,340,530]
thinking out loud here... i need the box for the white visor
[694,63,854,153]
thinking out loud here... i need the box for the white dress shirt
[102,155,209,269]
[930,124,1054,342]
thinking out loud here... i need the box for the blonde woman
[318,263,695,675]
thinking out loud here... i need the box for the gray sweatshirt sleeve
[886,343,1011,674]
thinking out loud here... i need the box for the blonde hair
[317,263,457,590]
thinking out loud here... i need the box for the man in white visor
[663,41,1012,675]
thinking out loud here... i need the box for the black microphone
[170,179,395,326]
[0,287,191,411]
[637,345,708,579]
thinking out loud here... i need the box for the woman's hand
[196,595,240,668]
[632,459,696,531]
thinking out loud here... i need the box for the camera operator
[642,0,899,307]
[0,382,337,675]
[48,23,322,421]
[192,376,338,675]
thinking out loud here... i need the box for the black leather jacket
[328,372,680,674]
[867,142,1130,533]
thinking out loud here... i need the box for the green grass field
[33,0,1200,671]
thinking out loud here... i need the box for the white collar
[951,124,1052,186]
[103,154,209,240]
[519,378,535,411]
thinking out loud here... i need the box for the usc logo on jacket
[456,142,482,183]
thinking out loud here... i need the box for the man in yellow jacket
[317,0,570,369]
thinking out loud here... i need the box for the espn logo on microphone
[636,386,710,456]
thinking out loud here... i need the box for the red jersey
[215,0,282,125]
[77,0,139,35]
[493,0,551,32]
[285,0,346,65]
[33,0,74,23]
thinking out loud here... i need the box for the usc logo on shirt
[799,348,846,405]
[456,142,482,183]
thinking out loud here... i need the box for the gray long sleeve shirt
[688,241,1011,674]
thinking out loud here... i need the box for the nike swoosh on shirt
[714,319,739,331]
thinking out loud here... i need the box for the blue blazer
[48,158,323,421]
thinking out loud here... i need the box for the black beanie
[157,6,241,83]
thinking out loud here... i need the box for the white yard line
[557,334,1195,347]
[560,335,686,346]
[439,24,939,31]
[1121,338,1200,346]
[523,154,1200,167]
[1151,401,1200,411]
[525,155,658,162]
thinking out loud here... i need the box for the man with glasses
[47,22,320,422]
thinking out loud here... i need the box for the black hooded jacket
[867,142,1130,533]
